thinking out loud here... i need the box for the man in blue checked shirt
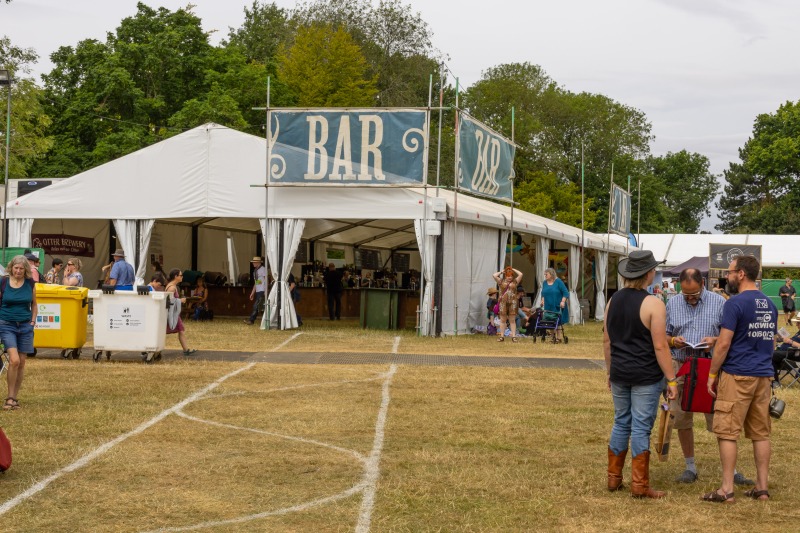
[666,268,754,486]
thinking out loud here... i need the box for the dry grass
[146,317,604,359]
[1,322,799,531]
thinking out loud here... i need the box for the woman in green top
[0,255,38,410]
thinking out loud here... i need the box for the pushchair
[528,307,569,344]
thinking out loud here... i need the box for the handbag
[676,356,715,413]
[0,427,11,472]
[492,303,499,314]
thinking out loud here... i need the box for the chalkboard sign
[356,248,382,270]
[392,252,410,273]
[295,241,308,263]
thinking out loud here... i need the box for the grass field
[0,319,798,532]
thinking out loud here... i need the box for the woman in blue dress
[540,268,569,339]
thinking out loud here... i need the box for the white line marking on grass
[175,411,366,462]
[271,332,302,351]
[355,363,397,533]
[391,336,401,354]
[0,362,257,518]
[206,373,388,400]
[143,484,367,533]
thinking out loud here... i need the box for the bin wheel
[93,351,103,363]
[61,349,69,359]
[564,336,569,345]
[143,352,156,364]
[154,351,162,361]
[532,335,537,343]
[105,351,112,361]
[71,348,81,359]
[29,348,37,358]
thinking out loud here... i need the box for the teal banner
[268,110,427,185]
[609,184,631,237]
[456,113,515,200]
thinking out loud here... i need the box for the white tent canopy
[6,123,627,332]
[638,234,800,269]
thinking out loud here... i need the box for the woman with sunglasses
[62,258,84,287]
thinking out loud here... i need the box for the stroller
[528,307,569,344]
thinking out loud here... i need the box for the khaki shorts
[712,372,772,441]
[670,359,714,431]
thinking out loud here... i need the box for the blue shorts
[0,319,35,354]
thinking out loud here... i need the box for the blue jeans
[249,292,265,323]
[609,379,664,456]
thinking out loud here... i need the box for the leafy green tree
[0,37,53,179]
[277,23,377,106]
[645,150,718,233]
[224,1,292,64]
[292,0,439,106]
[717,101,800,233]
[516,170,597,228]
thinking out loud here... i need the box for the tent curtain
[498,230,510,272]
[568,245,581,324]
[595,250,608,320]
[8,218,33,248]
[113,219,153,285]
[414,219,437,336]
[533,237,550,308]
[262,218,305,330]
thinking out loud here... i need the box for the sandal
[511,337,518,343]
[744,488,770,500]
[2,398,14,411]
[701,490,735,503]
[183,349,198,356]
[497,337,504,342]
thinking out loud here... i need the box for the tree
[224,1,292,64]
[717,101,800,233]
[645,150,718,233]
[277,23,377,106]
[292,0,439,106]
[0,36,53,179]
[516,170,597,229]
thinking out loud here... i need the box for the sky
[3,0,800,232]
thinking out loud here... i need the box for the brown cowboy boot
[631,451,666,499]
[608,447,627,491]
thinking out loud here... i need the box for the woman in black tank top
[603,250,677,499]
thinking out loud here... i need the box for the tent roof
[7,123,625,253]
[639,234,800,268]
[660,256,709,277]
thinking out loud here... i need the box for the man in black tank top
[604,250,677,499]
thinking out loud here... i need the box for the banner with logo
[608,184,631,237]
[267,109,427,185]
[709,244,762,269]
[31,234,95,257]
[456,113,515,200]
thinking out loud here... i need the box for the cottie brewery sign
[267,110,427,185]
[456,113,515,200]
[608,184,631,237]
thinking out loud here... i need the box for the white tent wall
[30,219,110,286]
[441,220,499,335]
[197,226,257,279]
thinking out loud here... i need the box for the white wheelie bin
[88,286,172,363]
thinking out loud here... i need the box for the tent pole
[509,106,515,269]
[264,77,271,330]
[420,74,433,336]
[453,78,460,336]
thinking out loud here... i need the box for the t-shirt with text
[720,289,777,377]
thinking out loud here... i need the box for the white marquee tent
[6,123,628,333]
[638,234,800,269]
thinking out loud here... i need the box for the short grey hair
[6,255,33,279]
[544,268,557,279]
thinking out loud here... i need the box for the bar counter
[206,286,420,327]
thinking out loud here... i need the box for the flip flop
[701,490,735,503]
[2,398,14,411]
[183,349,198,356]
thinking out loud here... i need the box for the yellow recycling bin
[33,284,89,359]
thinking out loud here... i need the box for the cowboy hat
[251,256,262,263]
[487,287,498,295]
[112,249,125,257]
[618,250,665,279]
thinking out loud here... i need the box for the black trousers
[327,291,342,319]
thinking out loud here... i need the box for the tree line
[2,0,780,235]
